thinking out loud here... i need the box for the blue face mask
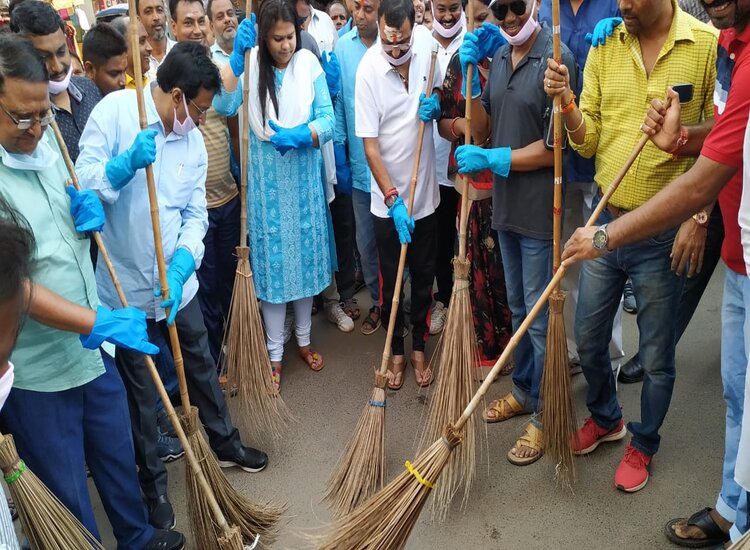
[0,137,57,171]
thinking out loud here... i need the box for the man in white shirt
[297,0,339,52]
[356,0,442,388]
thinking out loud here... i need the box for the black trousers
[373,212,437,355]
[330,188,356,302]
[434,185,459,305]
[115,297,242,501]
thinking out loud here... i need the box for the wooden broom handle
[51,97,233,537]
[376,45,439,377]
[239,0,252,247]
[456,0,475,261]
[551,0,563,285]
[126,1,191,414]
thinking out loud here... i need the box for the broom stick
[319,125,653,550]
[323,43,440,517]
[539,0,577,485]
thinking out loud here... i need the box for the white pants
[261,297,313,361]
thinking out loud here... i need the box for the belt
[597,189,630,218]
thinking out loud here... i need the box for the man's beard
[151,28,166,41]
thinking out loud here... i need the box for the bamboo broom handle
[376,44,439,377]
[456,0,475,261]
[551,0,563,286]
[126,1,191,413]
[239,0,252,247]
[453,129,652,431]
[51,105,234,537]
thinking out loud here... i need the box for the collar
[125,73,149,90]
[210,41,232,59]
[616,0,696,48]
[721,21,750,47]
[433,27,465,51]
[50,77,84,110]
[500,25,551,60]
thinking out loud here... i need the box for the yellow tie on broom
[323,43,440,518]
[318,118,655,550]
[220,0,294,444]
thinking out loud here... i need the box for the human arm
[640,88,715,157]
[227,115,241,167]
[219,15,257,94]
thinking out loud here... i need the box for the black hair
[156,41,221,100]
[207,0,235,20]
[378,0,415,29]
[10,0,66,36]
[257,0,302,125]
[109,15,130,38]
[327,0,348,15]
[0,197,35,310]
[460,0,491,8]
[169,0,205,21]
[82,23,128,68]
[7,0,29,17]
[0,34,48,93]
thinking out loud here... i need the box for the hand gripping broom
[220,0,293,444]
[323,43,440,517]
[318,124,654,550]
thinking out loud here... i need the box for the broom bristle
[217,525,245,549]
[181,408,285,550]
[420,258,478,520]
[0,435,104,550]
[222,249,294,444]
[318,430,460,550]
[540,290,577,486]
[323,382,387,517]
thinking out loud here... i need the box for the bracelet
[383,187,399,206]
[669,126,689,159]
[564,115,585,134]
[560,93,577,113]
[449,117,462,140]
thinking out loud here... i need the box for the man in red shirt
[563,1,750,544]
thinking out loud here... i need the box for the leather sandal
[483,392,530,423]
[410,353,433,387]
[299,347,324,371]
[507,422,544,466]
[387,356,406,390]
[664,507,730,548]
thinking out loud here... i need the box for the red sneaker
[615,442,652,492]
[571,417,627,455]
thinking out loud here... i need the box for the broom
[323,43,440,518]
[420,0,478,520]
[539,0,577,486]
[220,0,293,444]
[318,127,655,550]
[51,116,281,548]
[0,433,104,550]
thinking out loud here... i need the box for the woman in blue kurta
[214,0,334,389]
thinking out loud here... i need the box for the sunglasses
[490,0,527,20]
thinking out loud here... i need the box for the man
[111,16,153,90]
[208,0,238,56]
[298,0,339,52]
[334,0,382,335]
[170,0,209,45]
[544,0,717,492]
[0,34,183,550]
[11,1,101,162]
[76,42,268,531]
[82,22,128,96]
[356,0,442,388]
[561,0,750,540]
[137,0,176,80]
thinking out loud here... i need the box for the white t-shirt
[355,27,442,220]
[146,37,176,82]
[308,8,338,53]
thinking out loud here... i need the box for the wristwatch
[692,209,709,227]
[384,194,398,208]
[592,224,609,251]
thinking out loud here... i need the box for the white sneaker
[429,301,447,335]
[327,302,354,333]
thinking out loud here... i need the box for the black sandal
[664,507,730,548]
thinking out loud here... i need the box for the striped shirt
[200,108,238,208]
[573,2,717,210]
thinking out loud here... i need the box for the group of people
[1,0,749,548]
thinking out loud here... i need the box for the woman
[214,0,334,391]
[438,0,513,379]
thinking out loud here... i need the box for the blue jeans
[576,209,683,456]
[496,230,552,417]
[352,188,380,307]
[718,270,750,541]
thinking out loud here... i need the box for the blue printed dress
[214,52,334,304]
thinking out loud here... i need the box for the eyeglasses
[0,102,55,131]
[189,99,209,118]
[490,0,527,20]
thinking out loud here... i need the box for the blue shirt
[338,18,352,38]
[539,0,620,184]
[75,85,209,321]
[334,27,372,192]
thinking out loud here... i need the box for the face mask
[48,65,73,95]
[172,93,197,136]
[0,363,14,411]
[431,6,466,39]
[497,1,539,47]
[381,46,413,66]
[0,138,58,171]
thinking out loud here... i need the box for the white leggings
[261,297,313,362]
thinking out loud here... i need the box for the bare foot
[671,510,730,541]
[510,444,540,460]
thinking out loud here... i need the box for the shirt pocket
[164,162,203,209]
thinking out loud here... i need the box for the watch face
[694,211,708,225]
[593,228,607,250]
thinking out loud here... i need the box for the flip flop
[410,353,433,387]
[387,357,406,390]
[664,508,730,548]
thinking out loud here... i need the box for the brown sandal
[270,361,282,393]
[387,356,406,390]
[299,347,324,371]
[507,422,544,466]
[410,353,433,387]
[483,392,530,423]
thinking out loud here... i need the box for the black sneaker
[148,495,175,530]
[144,529,185,550]
[217,445,268,473]
[157,429,184,463]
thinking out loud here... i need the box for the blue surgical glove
[154,248,196,325]
[459,25,506,97]
[388,196,415,244]
[455,145,512,177]
[105,128,158,190]
[585,17,622,47]
[268,120,313,156]
[66,185,105,233]
[418,92,441,122]
[321,51,341,99]
[80,306,159,355]
[334,143,352,195]
[229,14,257,77]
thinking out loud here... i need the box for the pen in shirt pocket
[178,163,184,177]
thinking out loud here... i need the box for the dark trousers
[2,353,153,549]
[330,188,356,302]
[197,195,240,366]
[115,297,242,500]
[373,212,437,355]
[434,185,459,305]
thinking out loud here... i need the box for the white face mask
[0,138,58,172]
[48,65,73,95]
[380,27,414,66]
[172,93,197,136]
[495,0,539,47]
[431,5,466,39]
[0,363,15,411]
